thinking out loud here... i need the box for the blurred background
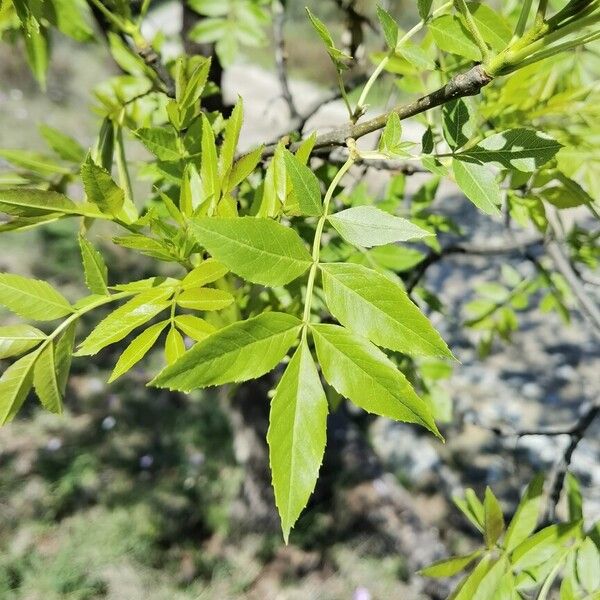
[0,1,599,598]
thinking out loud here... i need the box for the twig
[405,235,543,293]
[262,65,493,157]
[136,43,176,98]
[545,402,599,522]
[272,0,300,120]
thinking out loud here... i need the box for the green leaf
[577,538,600,594]
[565,473,583,522]
[451,555,494,600]
[454,489,485,532]
[0,150,70,175]
[420,551,482,578]
[174,315,216,341]
[0,273,73,321]
[295,133,316,164]
[504,474,544,552]
[77,289,172,356]
[201,114,221,208]
[80,157,125,217]
[181,259,229,289]
[283,149,322,217]
[305,8,352,70]
[376,5,398,50]
[54,321,76,395]
[379,113,405,156]
[311,324,441,438]
[190,217,312,286]
[47,0,94,42]
[135,127,181,162]
[453,159,502,215]
[108,320,168,383]
[511,522,581,569]
[151,312,302,391]
[484,487,505,548]
[328,206,431,248]
[418,0,433,20]
[24,20,49,89]
[466,3,511,52]
[320,263,452,358]
[188,17,228,44]
[177,288,234,311]
[165,326,186,365]
[429,15,481,61]
[179,57,211,110]
[443,99,474,150]
[267,339,328,542]
[33,342,62,414]
[472,556,510,600]
[79,235,109,296]
[39,124,86,162]
[0,325,45,360]
[227,145,263,191]
[457,129,562,173]
[0,188,100,218]
[397,42,436,71]
[219,97,243,182]
[112,235,174,262]
[0,350,38,425]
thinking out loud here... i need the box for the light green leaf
[77,289,172,356]
[179,57,211,110]
[174,315,216,341]
[188,17,228,43]
[135,127,181,162]
[451,556,494,600]
[305,8,352,70]
[0,188,100,218]
[511,522,580,569]
[429,15,481,61]
[484,487,505,548]
[54,321,76,395]
[560,575,578,600]
[311,324,441,437]
[24,20,49,89]
[219,97,243,181]
[376,5,398,50]
[565,473,583,523]
[577,538,600,594]
[227,145,263,191]
[453,159,502,215]
[0,150,70,175]
[165,326,186,365]
[39,124,86,163]
[328,206,431,248]
[321,263,452,358]
[181,259,229,289]
[472,556,510,600]
[379,113,404,156]
[420,551,482,578]
[0,273,73,321]
[79,235,109,296]
[454,489,485,532]
[80,157,125,217]
[397,42,436,71]
[33,342,62,414]
[177,287,234,311]
[151,312,302,391]
[504,474,544,552]
[283,149,322,217]
[466,3,511,52]
[201,114,221,208]
[112,235,174,262]
[108,320,168,383]
[190,217,312,286]
[457,129,562,173]
[0,350,38,424]
[268,339,328,542]
[0,325,45,359]
[295,133,316,165]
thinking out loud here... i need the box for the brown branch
[272,0,300,120]
[136,43,176,98]
[261,64,493,157]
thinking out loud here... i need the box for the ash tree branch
[262,64,493,157]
